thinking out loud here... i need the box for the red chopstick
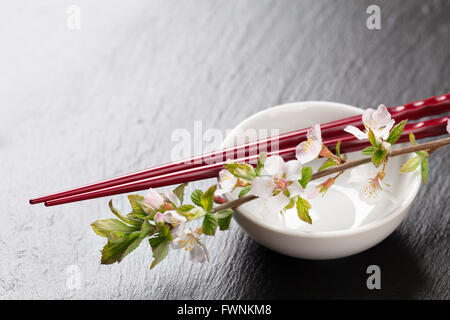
[30,94,450,205]
[44,116,449,207]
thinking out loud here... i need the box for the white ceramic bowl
[222,101,421,260]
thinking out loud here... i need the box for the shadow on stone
[239,231,424,299]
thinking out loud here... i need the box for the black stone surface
[0,0,448,299]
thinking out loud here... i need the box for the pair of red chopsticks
[30,94,450,207]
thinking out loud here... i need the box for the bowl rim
[222,101,422,238]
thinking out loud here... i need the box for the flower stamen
[302,138,313,152]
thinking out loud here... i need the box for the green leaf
[318,159,337,172]
[362,146,375,156]
[122,221,154,257]
[128,195,151,219]
[108,200,142,226]
[224,163,256,181]
[415,150,428,157]
[128,194,146,214]
[149,235,164,249]
[386,120,407,144]
[298,171,312,190]
[296,197,312,224]
[371,148,386,167]
[176,204,205,220]
[216,209,234,231]
[91,218,140,242]
[149,225,172,248]
[191,189,203,206]
[421,157,428,185]
[101,233,140,265]
[284,198,296,210]
[335,140,341,158]
[172,183,188,204]
[400,155,424,173]
[256,152,267,176]
[179,206,205,220]
[202,213,218,235]
[238,186,251,198]
[99,219,155,265]
[298,166,313,189]
[149,224,172,248]
[368,129,379,148]
[200,185,216,212]
[140,220,155,237]
[177,204,195,212]
[150,239,169,269]
[158,224,173,240]
[409,132,417,146]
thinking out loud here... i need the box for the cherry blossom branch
[211,136,450,214]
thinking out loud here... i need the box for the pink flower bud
[154,212,164,224]
[322,177,335,189]
[162,202,174,210]
[319,146,332,158]
[214,195,226,204]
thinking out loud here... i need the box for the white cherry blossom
[348,164,396,205]
[250,155,304,214]
[172,228,209,263]
[154,210,187,238]
[215,169,238,195]
[154,210,186,225]
[344,104,395,140]
[296,124,323,164]
[145,188,181,209]
[145,188,165,209]
[166,191,181,207]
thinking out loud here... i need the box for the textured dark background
[0,0,449,299]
